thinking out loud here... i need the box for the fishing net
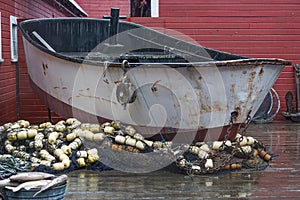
[0,119,275,176]
[0,156,32,179]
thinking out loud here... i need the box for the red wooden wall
[78,0,129,18]
[78,0,299,121]
[157,0,299,121]
[1,0,298,125]
[0,1,18,124]
[0,0,79,124]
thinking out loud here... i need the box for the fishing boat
[19,12,291,143]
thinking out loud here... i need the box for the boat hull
[23,40,284,142]
[19,18,290,142]
[28,75,240,142]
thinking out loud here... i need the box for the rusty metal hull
[19,18,291,142]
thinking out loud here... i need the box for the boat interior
[20,18,246,65]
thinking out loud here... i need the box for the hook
[103,61,109,78]
[122,60,129,75]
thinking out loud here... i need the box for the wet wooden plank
[64,123,300,199]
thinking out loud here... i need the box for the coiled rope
[0,156,32,179]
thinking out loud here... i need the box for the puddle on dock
[65,123,300,199]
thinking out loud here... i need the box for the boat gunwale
[19,17,292,68]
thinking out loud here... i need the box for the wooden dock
[65,123,300,199]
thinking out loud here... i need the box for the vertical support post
[48,108,53,123]
[294,64,300,112]
[109,8,120,45]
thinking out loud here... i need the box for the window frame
[130,0,159,17]
[10,15,18,62]
[151,0,159,17]
[0,12,3,62]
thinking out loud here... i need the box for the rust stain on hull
[78,92,117,105]
[103,79,109,84]
[247,71,256,100]
[259,66,264,76]
[42,63,48,76]
[151,80,161,93]
[213,102,222,112]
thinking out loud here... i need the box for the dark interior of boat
[19,18,246,64]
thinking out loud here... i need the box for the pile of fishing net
[0,118,275,176]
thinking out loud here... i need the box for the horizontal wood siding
[0,0,17,124]
[78,0,129,18]
[1,0,296,124]
[129,0,300,121]
[17,0,79,123]
[0,0,78,124]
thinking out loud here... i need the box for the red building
[0,0,87,124]
[0,0,298,124]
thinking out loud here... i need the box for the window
[10,16,18,62]
[151,0,159,17]
[0,13,3,62]
[130,0,159,17]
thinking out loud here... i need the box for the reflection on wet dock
[65,123,300,199]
